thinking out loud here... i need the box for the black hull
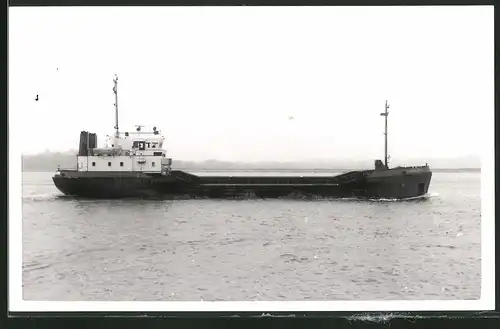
[52,167,432,200]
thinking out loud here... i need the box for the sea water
[21,171,481,301]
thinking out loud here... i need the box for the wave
[275,192,439,202]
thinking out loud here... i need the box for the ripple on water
[22,171,482,301]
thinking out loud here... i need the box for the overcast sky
[9,6,492,162]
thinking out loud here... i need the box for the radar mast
[113,74,119,138]
[380,100,390,169]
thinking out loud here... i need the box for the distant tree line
[21,151,480,172]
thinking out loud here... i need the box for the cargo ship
[52,76,432,199]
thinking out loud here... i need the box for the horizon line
[21,152,480,160]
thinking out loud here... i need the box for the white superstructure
[75,75,172,175]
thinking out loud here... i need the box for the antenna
[135,125,144,135]
[380,100,390,169]
[113,74,119,138]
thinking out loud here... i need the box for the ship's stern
[52,170,76,196]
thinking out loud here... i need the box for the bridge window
[154,152,162,156]
[133,141,146,150]
[120,162,124,167]
[92,162,95,166]
[152,162,155,167]
[108,162,111,167]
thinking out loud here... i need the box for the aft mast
[380,100,390,169]
[113,74,119,138]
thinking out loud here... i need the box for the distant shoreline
[21,153,481,173]
[21,152,481,174]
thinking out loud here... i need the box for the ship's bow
[364,165,432,199]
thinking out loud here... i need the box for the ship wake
[22,193,60,202]
[47,192,440,202]
[367,192,438,202]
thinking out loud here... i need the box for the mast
[113,74,119,138]
[380,100,390,168]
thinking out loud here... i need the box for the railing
[56,166,77,172]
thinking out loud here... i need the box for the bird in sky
[35,95,39,101]
[288,116,295,120]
